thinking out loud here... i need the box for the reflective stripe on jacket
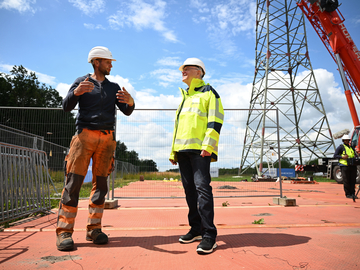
[169,78,224,162]
[339,144,355,166]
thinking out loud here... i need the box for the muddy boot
[56,232,74,251]
[86,228,108,244]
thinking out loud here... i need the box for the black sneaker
[179,231,202,243]
[56,232,74,251]
[86,228,108,244]
[196,237,217,254]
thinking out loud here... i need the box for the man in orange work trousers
[56,46,135,251]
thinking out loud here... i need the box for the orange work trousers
[56,129,116,235]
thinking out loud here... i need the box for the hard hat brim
[179,64,204,74]
[88,57,116,63]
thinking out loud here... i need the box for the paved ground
[1,182,360,270]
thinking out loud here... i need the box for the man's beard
[99,66,110,76]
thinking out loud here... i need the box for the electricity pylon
[240,0,335,174]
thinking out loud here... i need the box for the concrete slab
[272,197,297,206]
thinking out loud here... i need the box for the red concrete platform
[1,182,360,270]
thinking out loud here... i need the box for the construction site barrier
[0,142,52,224]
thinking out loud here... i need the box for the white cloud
[191,0,256,56]
[150,68,181,88]
[156,57,182,67]
[68,0,105,16]
[84,23,105,30]
[313,68,359,133]
[134,92,181,109]
[35,72,56,86]
[0,64,13,73]
[56,83,71,98]
[107,74,135,95]
[190,0,209,13]
[108,0,178,42]
[108,73,181,108]
[217,81,252,110]
[0,0,36,13]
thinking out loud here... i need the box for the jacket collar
[87,73,109,85]
[181,78,205,96]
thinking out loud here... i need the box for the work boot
[56,232,74,251]
[86,228,108,244]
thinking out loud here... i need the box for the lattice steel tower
[240,0,335,174]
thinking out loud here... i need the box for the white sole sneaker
[179,235,202,243]
[196,243,217,254]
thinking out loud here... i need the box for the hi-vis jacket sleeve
[202,87,224,160]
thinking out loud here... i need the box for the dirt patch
[41,255,82,264]
[332,229,360,235]
[253,213,273,216]
[217,185,238,190]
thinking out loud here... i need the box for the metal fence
[0,142,52,224]
[0,107,282,199]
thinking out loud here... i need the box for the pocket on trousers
[108,155,115,175]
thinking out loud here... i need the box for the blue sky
[1,0,360,156]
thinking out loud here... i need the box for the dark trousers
[341,165,357,196]
[177,151,217,240]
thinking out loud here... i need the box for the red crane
[297,0,360,127]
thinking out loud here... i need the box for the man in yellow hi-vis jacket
[333,134,358,199]
[169,58,224,254]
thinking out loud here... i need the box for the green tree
[139,159,158,172]
[115,141,128,161]
[273,157,294,168]
[115,140,158,172]
[0,65,62,107]
[260,157,294,171]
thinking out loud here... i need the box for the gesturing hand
[116,87,134,106]
[74,77,94,96]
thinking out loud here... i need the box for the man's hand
[342,154,349,159]
[116,87,134,106]
[170,159,177,165]
[74,77,94,96]
[200,150,211,157]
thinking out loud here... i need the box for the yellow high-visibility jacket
[339,144,355,166]
[169,78,224,162]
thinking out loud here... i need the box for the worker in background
[333,134,358,199]
[56,46,135,251]
[169,58,224,254]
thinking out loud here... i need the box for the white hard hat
[342,134,351,140]
[88,46,116,63]
[179,58,206,75]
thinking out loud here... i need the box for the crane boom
[297,0,360,126]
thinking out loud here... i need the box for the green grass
[252,218,265,224]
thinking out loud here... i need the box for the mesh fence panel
[1,107,282,198]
